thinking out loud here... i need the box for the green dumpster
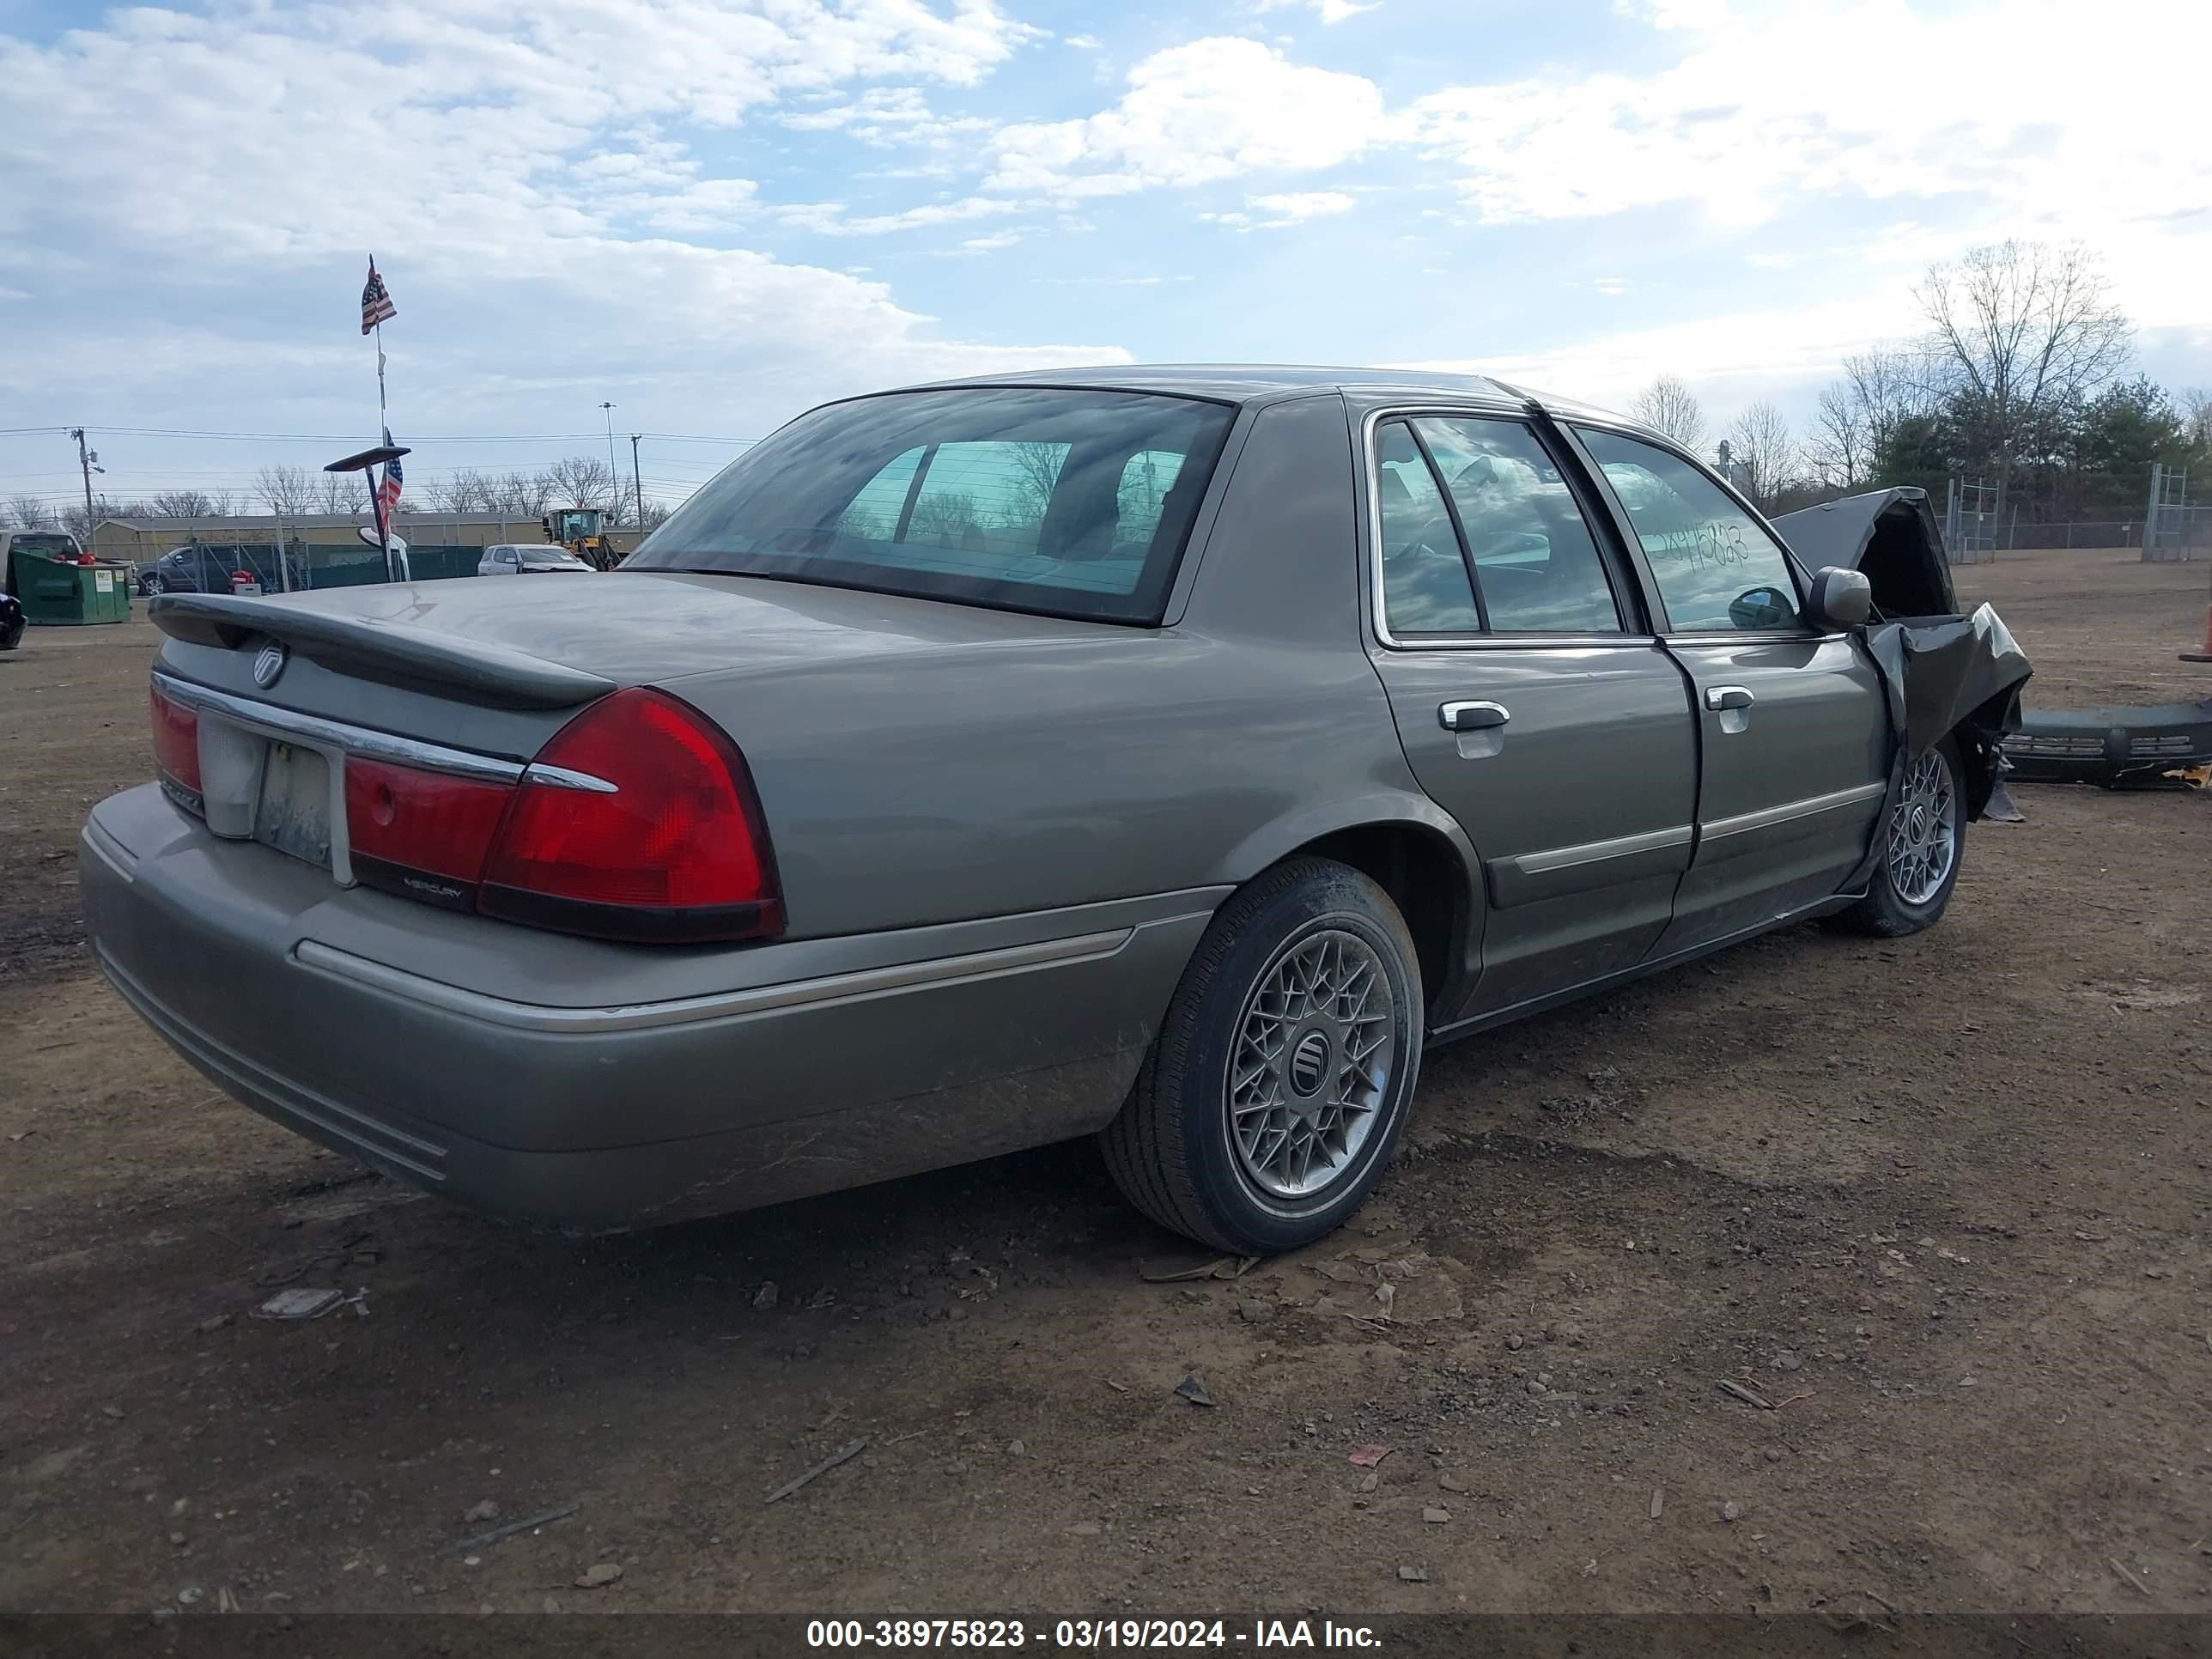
[9,550,131,625]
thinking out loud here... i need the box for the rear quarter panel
[687,393,1462,939]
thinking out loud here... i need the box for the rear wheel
[1101,857,1423,1255]
[1831,735,1965,937]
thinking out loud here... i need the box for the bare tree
[1806,383,1867,488]
[544,456,620,517]
[2182,387,2212,449]
[485,470,553,519]
[6,494,54,529]
[1630,374,1708,450]
[1726,401,1796,508]
[427,469,496,514]
[315,471,369,515]
[254,465,317,517]
[150,489,221,519]
[1916,240,2133,519]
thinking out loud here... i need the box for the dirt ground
[2,546,2207,1623]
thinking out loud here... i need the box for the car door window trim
[1361,405,1647,652]
[1562,421,1821,635]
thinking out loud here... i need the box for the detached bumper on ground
[79,784,1215,1230]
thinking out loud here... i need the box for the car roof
[886,363,1664,441]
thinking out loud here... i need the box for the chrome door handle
[1440,701,1510,732]
[1705,685,1753,712]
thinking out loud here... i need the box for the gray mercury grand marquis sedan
[80,367,2027,1255]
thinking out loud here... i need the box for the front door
[1364,414,1700,1019]
[1569,427,1891,954]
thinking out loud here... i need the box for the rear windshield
[627,387,1237,623]
[521,550,587,567]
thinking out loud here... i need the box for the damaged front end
[1774,488,2034,832]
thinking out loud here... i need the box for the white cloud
[1065,33,1104,50]
[987,37,1393,197]
[957,231,1024,252]
[1203,191,1358,230]
[0,2,1121,440]
[1392,291,1921,420]
[779,195,1025,235]
[1407,0,2212,243]
[782,86,994,149]
[1255,0,1382,21]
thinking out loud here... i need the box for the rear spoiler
[148,592,616,710]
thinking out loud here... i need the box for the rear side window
[1576,428,1804,632]
[630,389,1237,623]
[1410,418,1621,634]
[1375,422,1480,634]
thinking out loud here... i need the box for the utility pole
[629,433,645,533]
[68,428,104,550]
[599,402,618,520]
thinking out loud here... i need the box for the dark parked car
[82,367,2025,1253]
[138,543,303,596]
[0,589,23,650]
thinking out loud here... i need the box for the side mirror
[1803,565,1872,629]
[1728,586,1796,630]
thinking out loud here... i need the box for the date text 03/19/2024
[804,1620,1384,1649]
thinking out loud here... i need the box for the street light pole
[629,433,644,532]
[599,402,618,520]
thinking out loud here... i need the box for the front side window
[1576,429,1803,632]
[1412,418,1621,634]
[629,388,1236,623]
[1375,421,1480,635]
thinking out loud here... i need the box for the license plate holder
[253,741,333,872]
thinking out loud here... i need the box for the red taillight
[478,689,782,943]
[343,758,513,909]
[149,686,203,810]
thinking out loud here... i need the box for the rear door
[1567,426,1891,954]
[1363,411,1700,1020]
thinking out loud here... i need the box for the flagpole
[369,257,396,581]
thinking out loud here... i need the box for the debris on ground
[1717,1379,1774,1410]
[763,1437,868,1504]
[1141,1255,1261,1283]
[1650,1486,1664,1519]
[1174,1376,1218,1407]
[752,1281,779,1310]
[253,1288,345,1321]
[1348,1445,1393,1468]
[1422,1508,1449,1524]
[2109,1557,2152,1597]
[1397,1565,1427,1583]
[575,1563,623,1589]
[439,1499,582,1559]
[463,1499,500,1523]
[1721,1500,1742,1523]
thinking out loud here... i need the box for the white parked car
[477,544,594,577]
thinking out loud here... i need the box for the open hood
[1772,488,1956,618]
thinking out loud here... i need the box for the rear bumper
[80,784,1218,1230]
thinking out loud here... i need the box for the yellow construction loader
[541,506,620,570]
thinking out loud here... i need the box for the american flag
[376,426,404,520]
[361,259,397,334]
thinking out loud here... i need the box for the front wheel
[1100,857,1424,1255]
[1829,735,1966,938]
[138,574,166,596]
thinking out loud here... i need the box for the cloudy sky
[3,0,2208,514]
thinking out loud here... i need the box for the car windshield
[627,387,1237,623]
[520,550,587,568]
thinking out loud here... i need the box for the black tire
[138,574,166,597]
[1100,857,1424,1255]
[1829,734,1966,938]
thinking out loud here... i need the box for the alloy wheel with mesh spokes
[1227,928,1396,1199]
[1887,747,1958,906]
